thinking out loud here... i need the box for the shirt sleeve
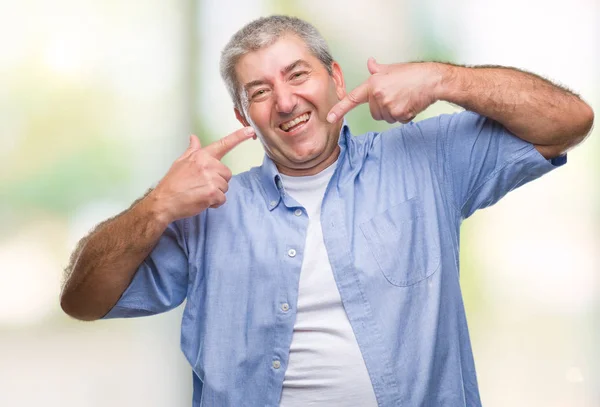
[410,111,566,219]
[102,219,189,319]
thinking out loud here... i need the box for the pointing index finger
[204,126,255,160]
[327,82,369,123]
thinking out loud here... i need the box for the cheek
[301,83,339,113]
[248,106,269,126]
[246,111,278,150]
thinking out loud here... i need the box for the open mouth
[279,112,311,133]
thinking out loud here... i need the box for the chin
[290,145,325,165]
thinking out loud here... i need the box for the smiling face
[234,34,346,176]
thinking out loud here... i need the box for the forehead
[235,35,319,84]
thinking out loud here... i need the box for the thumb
[367,57,381,75]
[188,134,201,151]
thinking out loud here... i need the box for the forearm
[60,190,170,321]
[435,63,594,154]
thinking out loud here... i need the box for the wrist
[140,189,173,230]
[432,62,459,102]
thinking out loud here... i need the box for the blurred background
[0,0,598,406]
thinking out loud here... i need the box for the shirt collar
[257,119,351,211]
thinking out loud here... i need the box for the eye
[290,71,308,80]
[251,89,269,100]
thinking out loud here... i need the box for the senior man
[61,15,593,407]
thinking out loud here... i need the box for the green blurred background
[0,0,598,406]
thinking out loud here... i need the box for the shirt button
[272,360,281,369]
[270,200,277,207]
[287,249,296,257]
[294,209,302,216]
[281,303,289,312]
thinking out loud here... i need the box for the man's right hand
[149,126,256,223]
[60,128,255,320]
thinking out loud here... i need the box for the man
[61,15,593,407]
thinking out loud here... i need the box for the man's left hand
[327,58,443,124]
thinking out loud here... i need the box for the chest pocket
[359,197,440,286]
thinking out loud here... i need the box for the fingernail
[244,127,255,135]
[327,113,336,123]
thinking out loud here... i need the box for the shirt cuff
[550,154,567,166]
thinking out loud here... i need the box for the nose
[274,85,297,115]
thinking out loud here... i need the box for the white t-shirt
[278,162,378,407]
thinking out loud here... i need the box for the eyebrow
[243,59,312,92]
[282,59,310,75]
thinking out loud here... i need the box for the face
[234,35,346,176]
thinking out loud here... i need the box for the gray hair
[220,15,334,113]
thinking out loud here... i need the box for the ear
[331,61,346,100]
[235,108,250,127]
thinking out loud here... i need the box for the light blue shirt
[104,111,566,406]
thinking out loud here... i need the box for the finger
[189,134,201,151]
[195,184,226,209]
[382,110,396,124]
[379,103,396,124]
[213,161,233,182]
[399,114,416,124]
[368,96,383,121]
[367,57,381,75]
[327,82,369,123]
[217,177,229,194]
[210,174,229,194]
[208,190,227,208]
[177,135,202,161]
[204,127,255,160]
[193,153,233,182]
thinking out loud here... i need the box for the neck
[277,145,340,177]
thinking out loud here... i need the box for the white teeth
[280,113,310,131]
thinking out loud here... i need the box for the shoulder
[230,167,258,189]
[220,167,266,204]
[374,111,487,147]
[344,127,383,156]
[348,120,432,154]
